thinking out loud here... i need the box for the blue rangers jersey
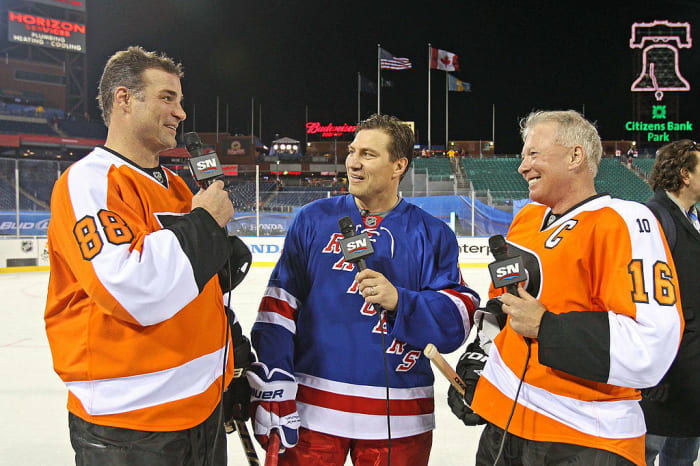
[251,194,479,439]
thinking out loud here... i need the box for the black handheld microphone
[184,132,224,189]
[338,216,375,271]
[487,235,527,295]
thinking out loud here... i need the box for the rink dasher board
[0,236,494,272]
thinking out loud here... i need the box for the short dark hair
[355,114,414,175]
[97,46,184,127]
[649,139,699,192]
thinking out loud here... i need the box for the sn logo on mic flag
[488,255,526,290]
[339,233,374,263]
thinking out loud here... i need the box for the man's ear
[394,157,408,179]
[570,145,587,171]
[113,87,130,114]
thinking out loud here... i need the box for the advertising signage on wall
[306,122,358,138]
[27,0,86,12]
[8,10,86,53]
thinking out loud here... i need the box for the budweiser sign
[306,122,358,138]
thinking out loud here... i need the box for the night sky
[82,0,700,154]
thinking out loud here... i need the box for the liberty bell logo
[630,20,692,101]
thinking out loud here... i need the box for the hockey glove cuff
[247,362,301,451]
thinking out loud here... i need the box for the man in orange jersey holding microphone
[449,110,683,465]
[44,46,250,465]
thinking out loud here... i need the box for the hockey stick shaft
[233,420,260,466]
[264,430,281,466]
[423,343,467,397]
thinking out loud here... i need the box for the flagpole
[492,104,495,146]
[357,72,361,123]
[445,73,449,154]
[427,43,431,152]
[377,44,381,115]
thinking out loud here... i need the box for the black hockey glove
[219,236,252,293]
[223,311,257,433]
[448,340,487,426]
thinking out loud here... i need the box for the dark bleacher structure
[56,120,107,140]
[0,119,58,136]
[265,186,337,210]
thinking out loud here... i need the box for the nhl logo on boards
[21,240,33,252]
[365,215,378,227]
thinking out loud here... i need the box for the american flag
[380,48,412,70]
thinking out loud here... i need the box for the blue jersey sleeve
[388,222,479,353]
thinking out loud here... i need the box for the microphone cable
[492,338,531,466]
[210,256,232,464]
[378,307,392,466]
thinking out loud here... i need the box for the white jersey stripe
[263,286,301,310]
[482,344,646,439]
[297,403,433,439]
[256,311,296,334]
[66,343,228,416]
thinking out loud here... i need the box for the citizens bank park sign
[626,20,694,142]
[8,10,86,53]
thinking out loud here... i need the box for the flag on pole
[380,48,413,70]
[359,74,377,94]
[359,75,394,94]
[448,74,471,92]
[430,47,459,71]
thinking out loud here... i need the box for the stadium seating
[461,158,528,201]
[264,186,335,210]
[57,120,107,139]
[595,159,652,203]
[412,158,454,181]
[227,181,277,210]
[0,119,57,136]
[632,158,655,178]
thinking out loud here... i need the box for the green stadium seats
[460,157,654,203]
[412,158,454,181]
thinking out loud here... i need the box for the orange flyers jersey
[472,194,684,465]
[45,146,234,431]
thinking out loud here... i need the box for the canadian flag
[430,47,459,72]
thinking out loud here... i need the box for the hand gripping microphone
[487,235,527,295]
[184,132,224,189]
[338,216,375,271]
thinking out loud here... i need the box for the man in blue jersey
[247,113,480,465]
